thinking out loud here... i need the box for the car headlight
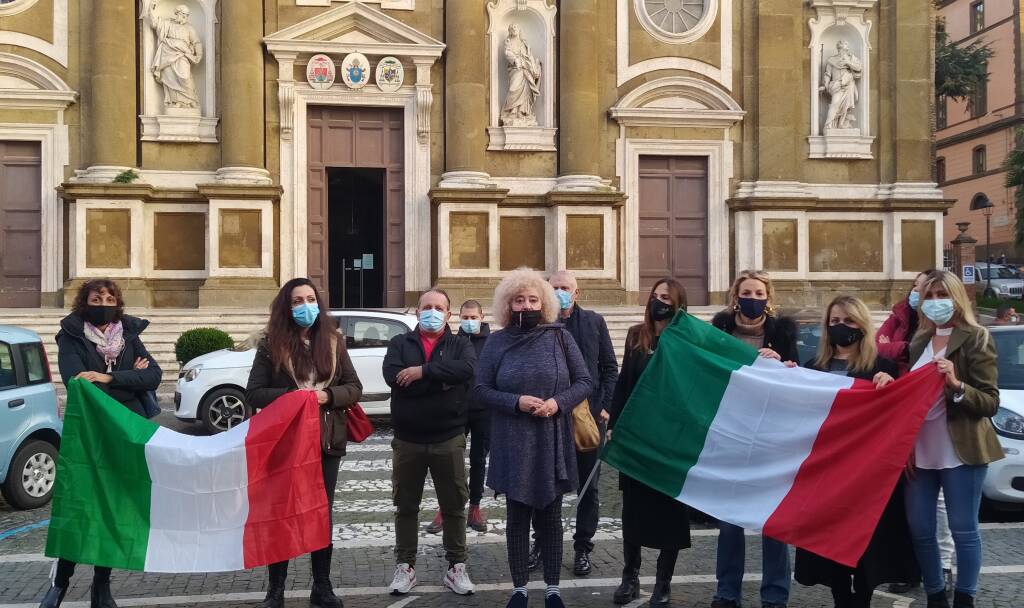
[183,365,202,382]
[993,406,1024,440]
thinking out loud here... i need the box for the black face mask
[737,297,768,320]
[649,298,676,322]
[84,305,118,326]
[827,323,865,348]
[511,309,543,331]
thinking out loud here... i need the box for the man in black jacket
[425,299,492,534]
[529,270,618,576]
[382,288,477,597]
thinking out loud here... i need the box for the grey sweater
[473,324,594,508]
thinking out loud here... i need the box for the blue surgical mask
[291,303,319,328]
[921,298,955,325]
[419,308,447,332]
[908,290,921,310]
[555,289,573,310]
[460,319,480,334]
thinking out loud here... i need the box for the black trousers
[508,497,563,587]
[268,453,342,580]
[54,561,111,588]
[465,409,490,505]
[573,447,601,553]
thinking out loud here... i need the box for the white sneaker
[444,562,475,595]
[388,563,417,595]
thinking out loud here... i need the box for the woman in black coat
[245,278,362,608]
[608,278,690,607]
[795,295,920,608]
[40,279,162,608]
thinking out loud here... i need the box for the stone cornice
[58,183,282,203]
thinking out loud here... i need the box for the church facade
[0,0,946,309]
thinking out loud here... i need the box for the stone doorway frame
[265,3,444,296]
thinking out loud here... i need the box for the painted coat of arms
[342,53,370,89]
[375,56,405,93]
[305,54,335,90]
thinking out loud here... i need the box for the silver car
[978,263,1024,300]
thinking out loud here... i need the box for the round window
[635,0,716,44]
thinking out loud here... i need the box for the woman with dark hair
[795,295,919,608]
[608,278,690,606]
[246,278,362,608]
[40,279,162,608]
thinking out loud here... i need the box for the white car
[984,325,1024,507]
[174,310,417,434]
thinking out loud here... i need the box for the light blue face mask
[419,308,447,332]
[921,298,955,325]
[555,289,573,310]
[460,319,480,334]
[291,303,320,328]
[908,290,921,310]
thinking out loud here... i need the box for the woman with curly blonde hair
[473,268,594,608]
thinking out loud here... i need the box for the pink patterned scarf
[84,321,125,372]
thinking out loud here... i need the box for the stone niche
[139,0,218,143]
[808,0,875,159]
[486,0,557,152]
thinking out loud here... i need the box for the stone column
[440,0,492,188]
[951,222,978,301]
[894,0,933,183]
[755,0,803,181]
[557,0,603,190]
[217,0,271,184]
[83,0,137,180]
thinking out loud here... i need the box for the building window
[973,146,987,174]
[936,157,947,184]
[968,74,988,117]
[970,1,985,33]
[936,95,947,129]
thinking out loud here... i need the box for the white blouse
[912,327,964,470]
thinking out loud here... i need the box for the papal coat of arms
[306,54,335,90]
[375,56,405,93]
[342,53,370,90]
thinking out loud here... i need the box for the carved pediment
[610,76,744,129]
[264,2,444,59]
[0,53,77,110]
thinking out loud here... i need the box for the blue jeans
[905,465,987,597]
[715,522,791,605]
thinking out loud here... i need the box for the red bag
[346,403,374,443]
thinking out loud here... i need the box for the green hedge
[976,295,1024,313]
[175,328,235,366]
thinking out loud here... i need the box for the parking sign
[963,265,976,285]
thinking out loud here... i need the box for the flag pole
[573,422,607,515]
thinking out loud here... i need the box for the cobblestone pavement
[2,409,1023,607]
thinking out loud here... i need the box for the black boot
[613,542,641,604]
[89,582,118,608]
[952,591,974,608]
[649,549,677,606]
[310,547,343,608]
[927,590,951,608]
[38,585,67,608]
[260,562,288,608]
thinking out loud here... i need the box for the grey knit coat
[473,324,594,509]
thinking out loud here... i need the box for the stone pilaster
[218,0,271,184]
[82,0,137,178]
[754,0,802,181]
[894,0,933,183]
[557,0,602,189]
[440,0,492,188]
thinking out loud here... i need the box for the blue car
[0,325,61,510]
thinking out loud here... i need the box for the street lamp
[971,193,994,295]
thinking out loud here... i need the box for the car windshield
[993,329,1024,390]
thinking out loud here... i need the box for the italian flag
[603,312,946,567]
[45,379,330,573]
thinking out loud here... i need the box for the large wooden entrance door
[638,156,709,305]
[0,142,42,307]
[307,107,404,307]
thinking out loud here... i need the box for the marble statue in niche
[820,40,863,131]
[500,23,541,127]
[143,1,203,110]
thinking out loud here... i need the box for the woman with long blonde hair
[795,296,919,607]
[711,270,797,608]
[906,271,1002,608]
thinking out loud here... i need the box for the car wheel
[1,440,58,510]
[199,388,250,434]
